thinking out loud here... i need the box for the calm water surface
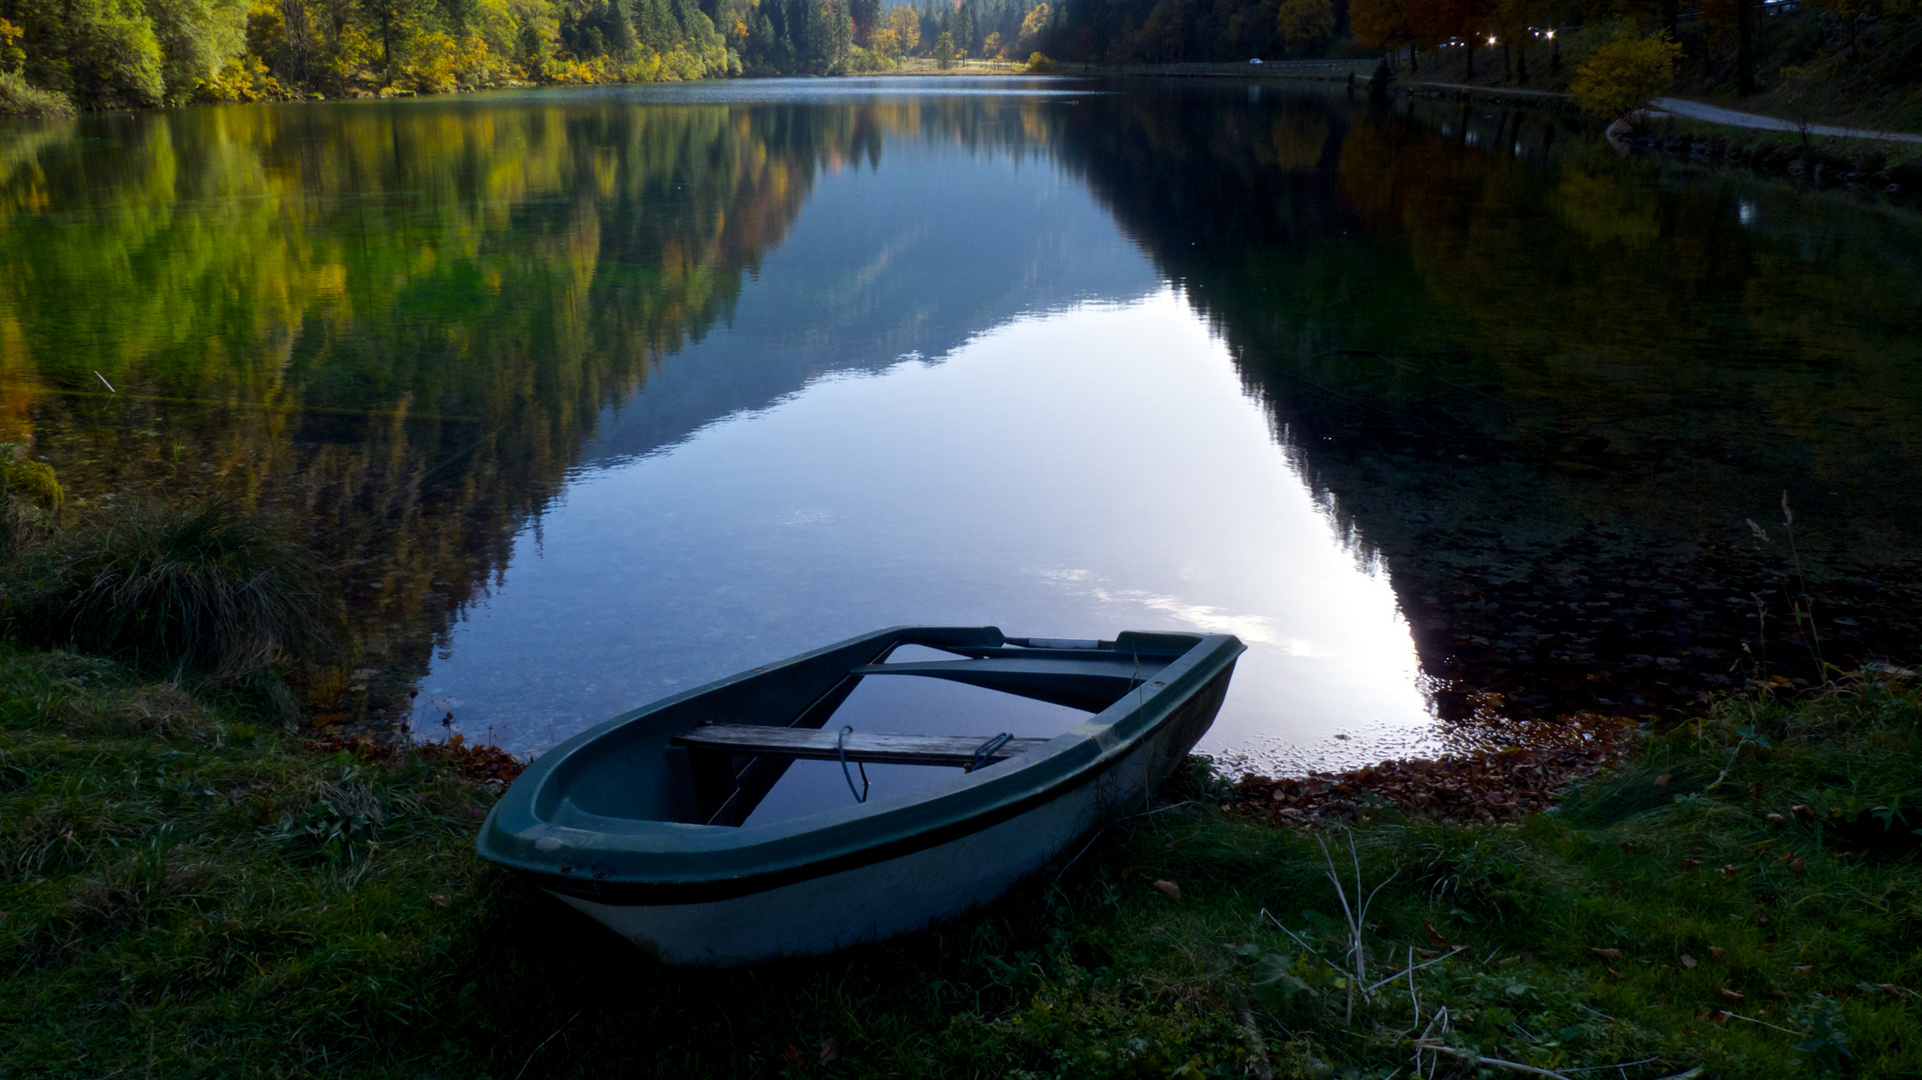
[5,78,1921,783]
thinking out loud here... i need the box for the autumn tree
[1276,0,1332,50]
[1015,0,1046,52]
[885,3,917,51]
[1569,28,1681,119]
[1350,0,1413,67]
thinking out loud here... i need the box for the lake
[4,77,1920,783]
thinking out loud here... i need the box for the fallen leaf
[1766,813,1785,822]
[784,1044,803,1066]
[819,1039,839,1064]
[1606,967,1624,979]
[1793,965,1813,975]
[1768,988,1788,1000]
[1682,858,1702,869]
[431,894,449,907]
[1498,954,1523,967]
[1713,1010,1734,1025]
[1654,773,1672,787]
[1789,858,1806,872]
[1719,864,1739,879]
[1591,947,1623,961]
[1721,988,1745,1002]
[1425,921,1453,948]
[1154,880,1181,900]
[1681,953,1697,969]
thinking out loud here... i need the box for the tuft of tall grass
[0,446,63,560]
[1,500,341,682]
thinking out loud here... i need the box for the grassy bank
[3,647,1919,1078]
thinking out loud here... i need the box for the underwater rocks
[1232,714,1630,823]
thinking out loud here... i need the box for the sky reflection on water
[422,287,1435,775]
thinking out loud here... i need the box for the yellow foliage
[1569,30,1682,120]
[195,56,290,102]
[1019,2,1050,42]
[886,6,919,51]
[0,16,25,73]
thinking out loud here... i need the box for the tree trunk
[1516,38,1528,83]
[1502,41,1511,81]
[1737,0,1755,95]
[1463,42,1473,81]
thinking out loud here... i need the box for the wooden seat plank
[672,725,1050,768]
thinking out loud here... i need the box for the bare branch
[1413,1042,1572,1080]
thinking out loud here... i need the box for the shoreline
[5,642,1918,1076]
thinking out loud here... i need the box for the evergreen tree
[804,0,849,70]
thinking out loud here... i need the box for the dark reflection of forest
[1061,83,1922,726]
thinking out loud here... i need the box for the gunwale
[477,626,1245,906]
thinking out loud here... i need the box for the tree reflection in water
[4,82,1920,736]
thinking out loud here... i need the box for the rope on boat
[837,725,869,804]
[966,732,1014,773]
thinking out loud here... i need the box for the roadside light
[1487,35,1497,44]
[1546,29,1555,38]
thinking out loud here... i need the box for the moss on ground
[3,646,1919,1078]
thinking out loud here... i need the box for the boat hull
[548,664,1232,964]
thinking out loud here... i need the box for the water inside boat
[741,646,1096,824]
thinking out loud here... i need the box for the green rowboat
[477,625,1245,964]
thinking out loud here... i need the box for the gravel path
[1401,80,1922,143]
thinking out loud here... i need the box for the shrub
[0,70,75,117]
[0,448,63,560]
[1026,51,1057,72]
[1570,28,1683,121]
[2,500,341,682]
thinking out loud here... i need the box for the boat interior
[537,629,1201,829]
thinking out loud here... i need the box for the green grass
[1646,115,1922,173]
[3,646,1919,1078]
[1,500,342,687]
